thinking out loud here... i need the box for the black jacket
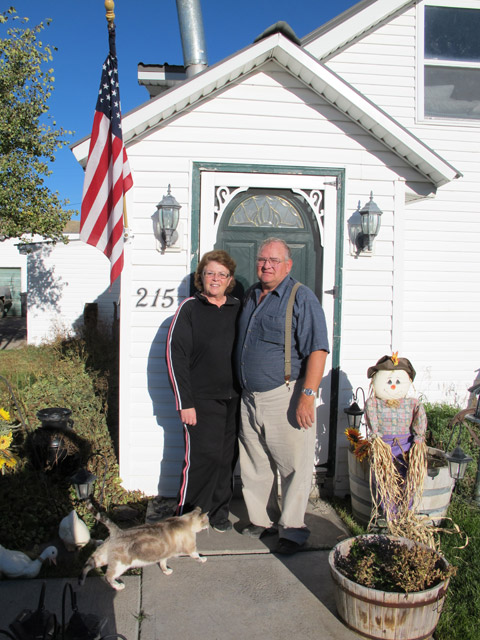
[166,292,240,409]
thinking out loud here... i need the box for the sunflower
[354,440,371,462]
[0,431,13,449]
[345,427,364,446]
[0,408,10,421]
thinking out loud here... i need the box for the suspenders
[284,282,302,388]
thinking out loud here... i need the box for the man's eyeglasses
[256,257,285,266]
[203,271,230,280]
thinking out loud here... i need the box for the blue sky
[9,0,358,217]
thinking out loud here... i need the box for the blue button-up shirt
[235,275,329,393]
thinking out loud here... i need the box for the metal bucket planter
[348,447,454,526]
[328,535,451,640]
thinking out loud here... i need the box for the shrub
[0,327,147,557]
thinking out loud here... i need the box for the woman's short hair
[194,250,236,294]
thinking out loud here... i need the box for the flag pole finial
[105,0,115,24]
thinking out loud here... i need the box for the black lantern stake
[344,387,366,430]
[70,453,108,506]
[445,418,473,484]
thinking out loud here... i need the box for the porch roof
[72,29,461,189]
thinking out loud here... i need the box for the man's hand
[180,408,197,426]
[296,393,315,429]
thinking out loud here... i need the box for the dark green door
[214,189,323,300]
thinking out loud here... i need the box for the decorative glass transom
[228,195,304,228]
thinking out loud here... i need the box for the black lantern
[445,446,472,480]
[344,387,366,429]
[70,467,97,501]
[155,185,181,251]
[70,452,108,504]
[359,192,383,252]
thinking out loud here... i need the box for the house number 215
[136,288,175,308]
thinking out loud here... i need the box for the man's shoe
[241,524,277,539]
[274,539,302,555]
[211,519,233,533]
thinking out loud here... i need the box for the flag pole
[105,0,115,28]
[104,0,130,232]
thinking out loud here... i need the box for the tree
[0,7,75,241]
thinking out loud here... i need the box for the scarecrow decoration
[364,353,428,535]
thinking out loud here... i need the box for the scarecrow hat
[367,353,416,381]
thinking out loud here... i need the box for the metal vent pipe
[176,0,208,78]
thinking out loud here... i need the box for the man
[236,237,329,555]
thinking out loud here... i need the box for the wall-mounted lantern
[348,192,383,256]
[153,185,181,253]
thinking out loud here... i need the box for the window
[422,3,480,120]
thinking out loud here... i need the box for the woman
[166,250,240,532]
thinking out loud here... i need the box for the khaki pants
[239,380,316,544]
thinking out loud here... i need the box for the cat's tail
[85,499,120,534]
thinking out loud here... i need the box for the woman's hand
[180,408,197,426]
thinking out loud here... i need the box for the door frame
[191,162,345,475]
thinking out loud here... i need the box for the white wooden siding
[26,238,119,345]
[119,60,433,495]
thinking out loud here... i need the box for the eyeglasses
[256,257,286,266]
[203,271,231,280]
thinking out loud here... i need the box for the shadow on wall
[147,274,195,498]
[26,244,67,310]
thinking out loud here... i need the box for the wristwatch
[302,388,315,397]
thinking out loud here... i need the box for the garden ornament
[0,545,57,579]
[58,510,91,552]
[364,353,428,535]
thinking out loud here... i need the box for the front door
[198,167,338,466]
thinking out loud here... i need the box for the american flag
[80,30,133,285]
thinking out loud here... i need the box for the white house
[73,0,480,498]
[0,227,118,344]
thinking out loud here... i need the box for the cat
[79,506,209,591]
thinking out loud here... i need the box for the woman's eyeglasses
[203,271,230,280]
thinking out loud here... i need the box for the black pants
[177,396,239,524]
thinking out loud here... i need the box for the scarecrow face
[372,369,412,401]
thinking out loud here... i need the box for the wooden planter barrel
[328,536,451,640]
[348,447,454,526]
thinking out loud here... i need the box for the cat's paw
[162,567,173,576]
[198,556,207,564]
[109,580,125,591]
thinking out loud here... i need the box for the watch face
[303,388,315,396]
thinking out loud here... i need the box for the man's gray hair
[258,237,292,260]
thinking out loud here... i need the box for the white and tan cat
[79,506,209,591]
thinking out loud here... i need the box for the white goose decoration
[0,544,57,579]
[58,509,91,551]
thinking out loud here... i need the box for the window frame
[417,0,480,124]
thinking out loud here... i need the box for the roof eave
[72,31,461,188]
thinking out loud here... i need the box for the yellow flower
[354,440,371,462]
[391,351,399,366]
[0,432,13,449]
[0,449,18,472]
[0,408,10,421]
[345,427,364,446]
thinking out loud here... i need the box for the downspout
[176,0,208,78]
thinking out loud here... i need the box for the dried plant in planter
[334,535,456,594]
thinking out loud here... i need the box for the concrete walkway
[0,498,362,639]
